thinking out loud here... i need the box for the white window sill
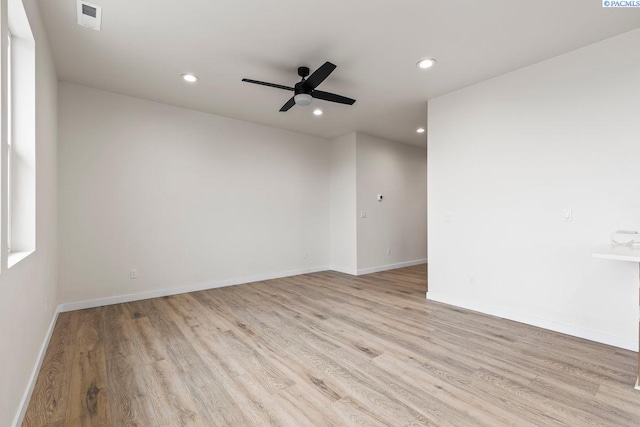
[8,250,34,268]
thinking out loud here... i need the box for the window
[7,33,12,254]
[6,0,36,267]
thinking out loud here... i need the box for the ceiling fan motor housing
[294,79,313,106]
[294,81,311,95]
[298,66,310,78]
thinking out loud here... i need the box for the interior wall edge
[329,266,358,276]
[427,29,640,354]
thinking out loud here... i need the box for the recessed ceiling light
[181,73,198,83]
[313,109,323,116]
[417,127,426,133]
[417,59,436,69]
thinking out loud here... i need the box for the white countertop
[592,245,640,263]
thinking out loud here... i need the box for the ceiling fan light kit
[294,93,312,106]
[242,62,356,112]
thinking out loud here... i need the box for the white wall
[428,29,640,350]
[0,0,58,424]
[356,133,427,273]
[330,133,357,274]
[58,83,330,304]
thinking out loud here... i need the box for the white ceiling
[38,0,640,147]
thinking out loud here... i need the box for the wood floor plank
[102,308,161,426]
[23,312,79,426]
[64,309,111,426]
[23,264,640,426]
[275,384,345,427]
[141,360,201,426]
[528,375,640,426]
[331,396,398,427]
[148,297,253,425]
[372,352,538,427]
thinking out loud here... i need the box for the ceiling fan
[242,62,356,112]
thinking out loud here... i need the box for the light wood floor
[23,265,640,426]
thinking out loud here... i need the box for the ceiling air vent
[77,0,102,31]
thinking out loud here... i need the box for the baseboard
[357,259,427,276]
[13,307,60,427]
[58,265,330,312]
[426,292,637,352]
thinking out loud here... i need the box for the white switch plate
[563,209,572,221]
[360,211,367,218]
[130,269,138,279]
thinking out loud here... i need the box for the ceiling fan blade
[242,79,294,91]
[280,97,296,112]
[303,62,337,90]
[312,90,356,105]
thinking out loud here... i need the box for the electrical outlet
[130,269,138,279]
[303,252,308,259]
[386,248,391,256]
[469,275,476,285]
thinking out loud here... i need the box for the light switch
[360,211,367,218]
[563,209,572,221]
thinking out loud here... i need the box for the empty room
[2,0,640,425]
